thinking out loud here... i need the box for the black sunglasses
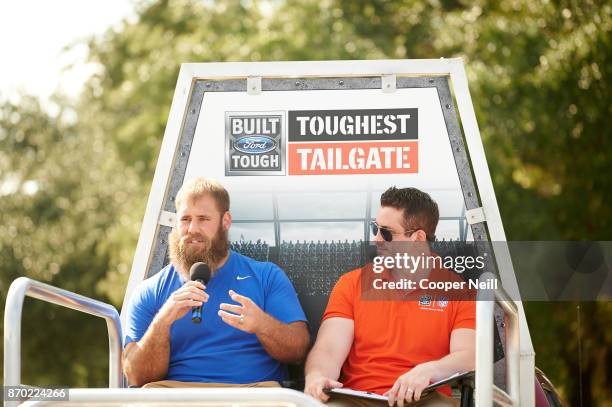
[370,220,433,242]
[370,221,421,242]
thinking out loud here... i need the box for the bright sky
[0,0,135,103]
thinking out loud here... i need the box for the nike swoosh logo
[236,276,252,280]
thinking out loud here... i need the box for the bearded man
[122,177,309,388]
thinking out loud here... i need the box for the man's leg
[408,392,459,407]
[325,392,388,407]
[142,380,281,388]
[324,391,458,407]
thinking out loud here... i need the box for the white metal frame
[4,277,124,407]
[122,59,535,406]
[476,273,521,406]
[21,388,323,406]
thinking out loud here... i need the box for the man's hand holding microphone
[156,262,211,326]
[155,262,266,332]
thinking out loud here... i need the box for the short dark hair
[380,186,439,241]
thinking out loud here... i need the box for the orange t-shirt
[323,266,475,396]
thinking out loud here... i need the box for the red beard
[168,223,229,275]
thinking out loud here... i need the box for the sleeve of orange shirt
[323,271,357,320]
[453,299,476,330]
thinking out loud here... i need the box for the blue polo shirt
[123,250,307,383]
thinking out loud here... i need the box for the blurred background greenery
[0,0,610,405]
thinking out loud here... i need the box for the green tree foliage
[0,96,140,386]
[335,0,611,239]
[1,0,609,402]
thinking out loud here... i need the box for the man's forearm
[304,345,342,381]
[123,316,172,386]
[426,349,475,382]
[256,315,310,364]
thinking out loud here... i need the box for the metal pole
[27,387,325,406]
[475,272,495,407]
[3,277,124,391]
[495,290,520,405]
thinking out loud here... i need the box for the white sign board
[122,60,535,406]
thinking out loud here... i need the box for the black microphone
[189,262,211,324]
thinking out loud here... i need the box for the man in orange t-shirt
[304,187,475,407]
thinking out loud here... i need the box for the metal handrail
[21,388,324,406]
[495,283,520,405]
[3,277,123,391]
[493,385,516,407]
[475,272,520,406]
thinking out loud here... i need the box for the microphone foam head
[189,262,211,284]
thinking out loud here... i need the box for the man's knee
[142,380,281,388]
[324,393,388,407]
[322,391,458,407]
[411,392,459,407]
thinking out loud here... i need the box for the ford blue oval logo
[234,136,276,154]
